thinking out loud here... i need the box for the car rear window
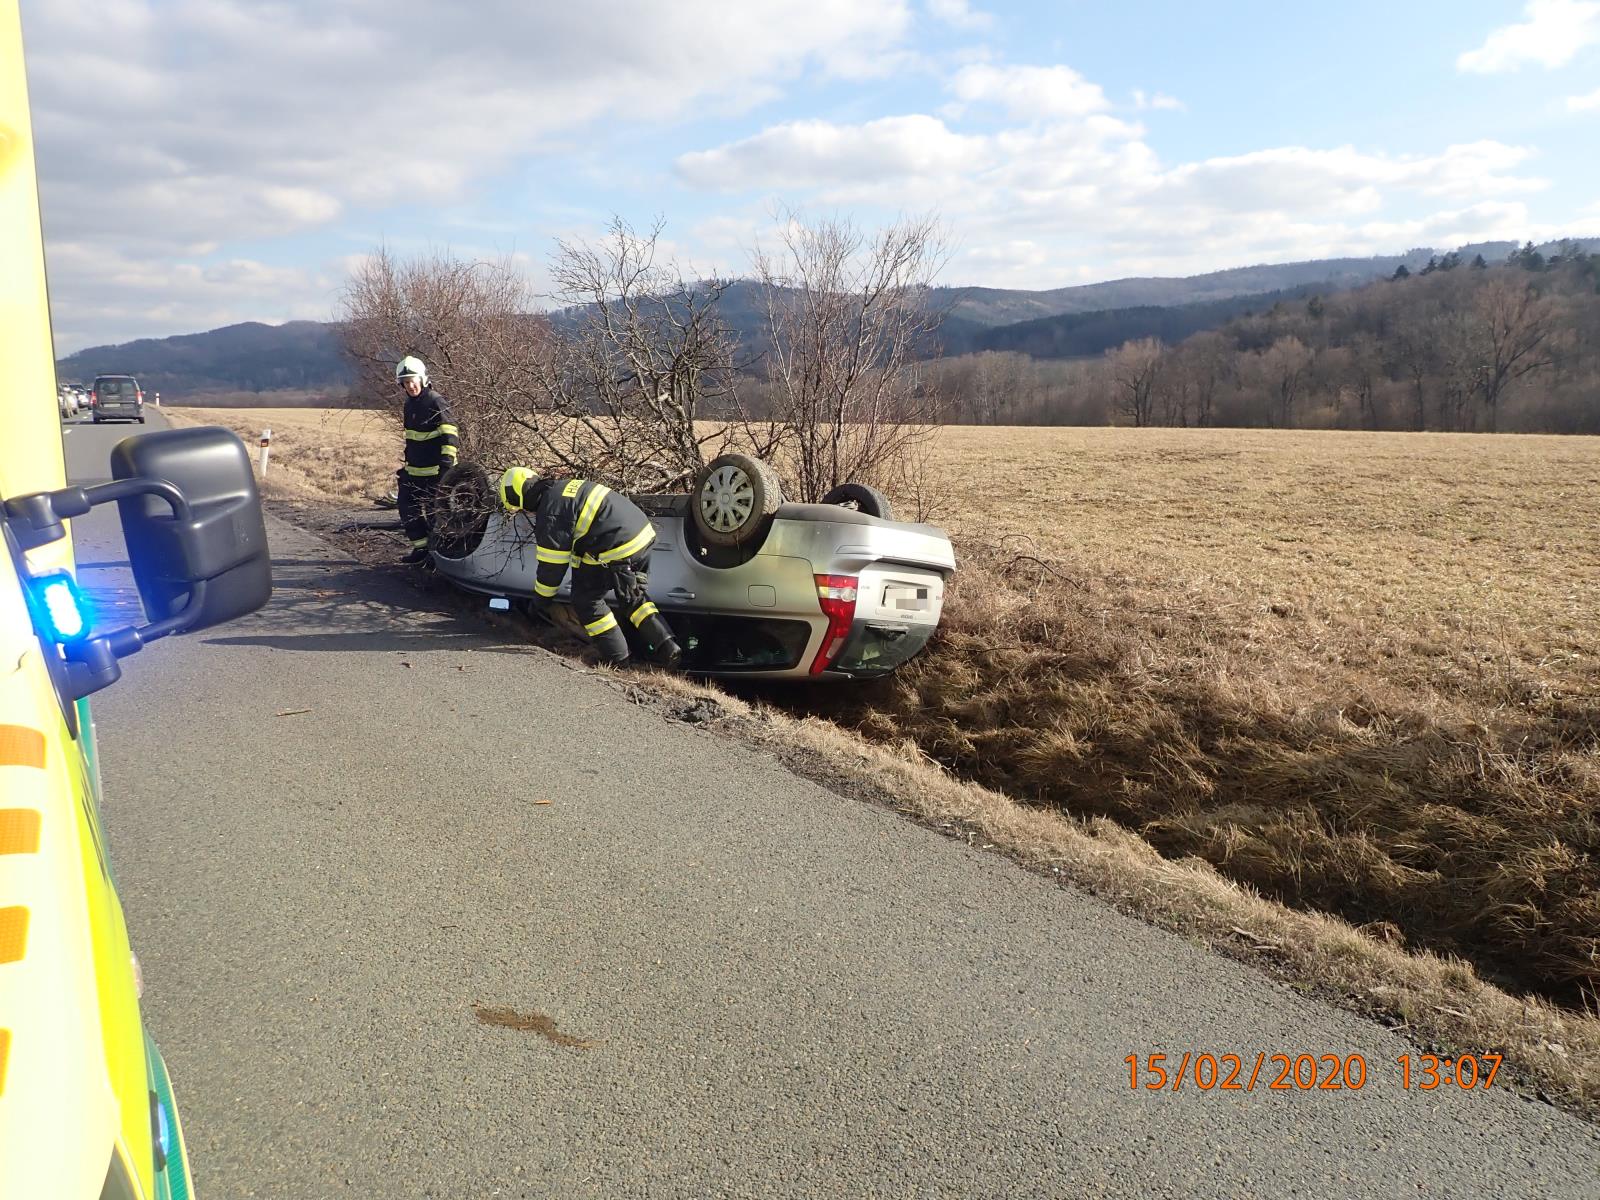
[97,380,132,396]
[671,614,813,672]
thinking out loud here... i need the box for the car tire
[821,482,893,521]
[430,462,495,559]
[691,453,783,548]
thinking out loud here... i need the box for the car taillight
[136,390,144,402]
[809,574,858,676]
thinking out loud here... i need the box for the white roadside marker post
[259,428,272,478]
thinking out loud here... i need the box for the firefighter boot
[629,604,683,669]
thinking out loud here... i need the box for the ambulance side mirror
[109,426,273,633]
[4,426,273,704]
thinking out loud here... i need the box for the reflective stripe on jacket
[531,479,656,598]
[403,386,458,476]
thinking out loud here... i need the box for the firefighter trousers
[569,552,679,664]
[397,469,440,547]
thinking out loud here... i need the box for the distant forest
[59,240,1600,434]
[925,242,1600,434]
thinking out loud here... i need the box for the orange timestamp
[1125,1052,1503,1092]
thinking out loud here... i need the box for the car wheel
[821,482,893,521]
[691,453,783,548]
[430,462,494,559]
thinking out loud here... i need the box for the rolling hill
[57,239,1596,396]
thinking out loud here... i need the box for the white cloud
[45,242,340,352]
[1167,142,1543,211]
[1133,89,1186,112]
[1569,86,1600,110]
[1458,0,1600,73]
[676,115,990,191]
[949,63,1110,119]
[25,0,916,346]
[675,57,1552,290]
[926,0,992,30]
[26,5,1590,348]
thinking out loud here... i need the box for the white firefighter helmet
[395,355,428,386]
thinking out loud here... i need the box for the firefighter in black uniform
[395,355,459,564]
[498,466,683,667]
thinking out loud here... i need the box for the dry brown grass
[926,426,1600,685]
[165,404,399,505]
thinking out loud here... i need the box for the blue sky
[22,0,1600,351]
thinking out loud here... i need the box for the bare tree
[1107,337,1164,427]
[1472,277,1556,432]
[502,217,771,492]
[1156,369,1193,427]
[1388,314,1436,432]
[340,247,544,463]
[1431,311,1481,431]
[1260,336,1313,428]
[1341,333,1383,429]
[1180,331,1232,428]
[754,211,948,502]
[968,350,1031,424]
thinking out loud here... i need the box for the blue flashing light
[155,1092,172,1159]
[31,571,92,642]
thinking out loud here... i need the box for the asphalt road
[61,411,1600,1198]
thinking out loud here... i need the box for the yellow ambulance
[2,4,272,1194]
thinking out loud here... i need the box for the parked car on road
[91,374,145,423]
[428,454,956,680]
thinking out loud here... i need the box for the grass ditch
[777,539,1599,1013]
[635,671,1600,1117]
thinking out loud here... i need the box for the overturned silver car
[427,454,956,680]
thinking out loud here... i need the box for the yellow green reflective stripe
[629,602,660,627]
[438,423,459,436]
[575,554,602,566]
[597,525,655,563]
[534,581,560,598]
[574,484,611,539]
[404,428,449,440]
[410,536,429,548]
[584,612,619,636]
[404,465,440,477]
[535,545,571,565]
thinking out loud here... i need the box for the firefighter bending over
[396,355,459,564]
[499,467,683,667]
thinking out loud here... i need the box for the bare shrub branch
[754,210,950,502]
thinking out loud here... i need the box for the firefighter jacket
[402,386,459,477]
[528,478,656,598]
